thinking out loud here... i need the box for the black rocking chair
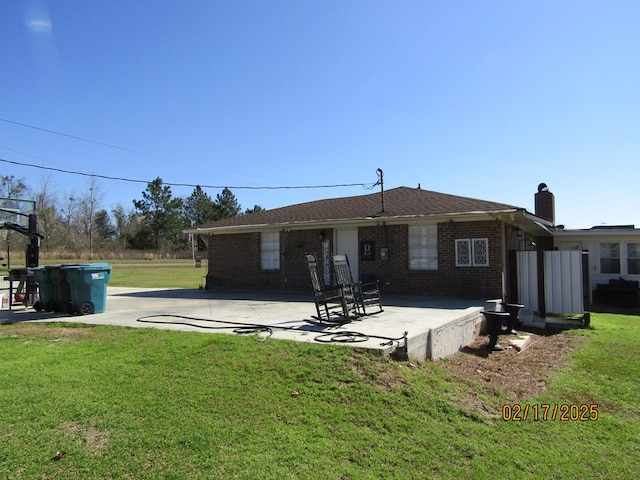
[305,254,356,323]
[331,254,383,316]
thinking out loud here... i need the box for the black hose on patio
[135,314,406,347]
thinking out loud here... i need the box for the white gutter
[184,208,523,235]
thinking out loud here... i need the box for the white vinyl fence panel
[516,251,538,312]
[516,250,584,315]
[544,250,584,314]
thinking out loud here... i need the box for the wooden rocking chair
[331,254,383,316]
[305,254,356,322]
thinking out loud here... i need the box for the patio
[0,287,498,360]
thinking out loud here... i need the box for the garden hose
[136,314,408,349]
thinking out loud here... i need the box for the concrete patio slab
[0,287,497,360]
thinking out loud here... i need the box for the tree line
[1,174,262,256]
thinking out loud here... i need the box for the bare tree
[77,177,104,258]
[112,203,139,249]
[60,194,80,255]
[0,175,29,199]
[34,174,60,253]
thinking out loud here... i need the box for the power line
[0,117,172,162]
[0,117,292,184]
[0,117,376,190]
[0,157,374,191]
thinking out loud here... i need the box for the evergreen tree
[244,204,264,215]
[183,186,218,226]
[215,187,241,219]
[132,177,184,250]
[94,209,116,241]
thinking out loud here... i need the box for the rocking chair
[304,254,356,323]
[331,254,383,316]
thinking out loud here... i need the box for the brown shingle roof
[194,186,519,231]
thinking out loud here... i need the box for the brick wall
[206,220,505,298]
[436,220,504,298]
[207,229,334,291]
[355,220,504,298]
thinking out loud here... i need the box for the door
[335,229,359,282]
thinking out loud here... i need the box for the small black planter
[481,311,511,351]
[502,303,524,334]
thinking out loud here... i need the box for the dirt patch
[438,328,588,417]
[351,354,410,391]
[56,420,111,452]
[0,323,96,341]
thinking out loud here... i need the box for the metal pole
[376,168,384,213]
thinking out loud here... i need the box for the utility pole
[376,168,384,213]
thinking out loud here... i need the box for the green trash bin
[34,264,72,313]
[64,263,112,315]
[50,264,76,313]
[34,267,55,312]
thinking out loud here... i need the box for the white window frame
[260,231,280,270]
[626,243,640,275]
[559,242,581,251]
[599,242,620,274]
[408,224,438,270]
[455,238,489,267]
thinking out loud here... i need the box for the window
[628,243,640,275]
[456,238,489,266]
[260,232,280,270]
[560,242,581,251]
[600,242,620,274]
[408,225,438,270]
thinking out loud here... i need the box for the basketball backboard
[0,198,35,229]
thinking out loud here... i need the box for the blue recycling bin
[63,263,112,315]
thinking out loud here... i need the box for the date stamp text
[502,404,598,421]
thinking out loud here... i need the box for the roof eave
[184,208,522,235]
[554,228,640,237]
[490,209,555,236]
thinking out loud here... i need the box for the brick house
[189,186,554,299]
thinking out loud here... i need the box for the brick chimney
[534,183,555,223]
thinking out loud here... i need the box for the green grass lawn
[1,311,639,479]
[106,259,208,289]
[38,259,209,289]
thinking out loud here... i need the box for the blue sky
[1,0,638,229]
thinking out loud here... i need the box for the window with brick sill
[455,238,489,267]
